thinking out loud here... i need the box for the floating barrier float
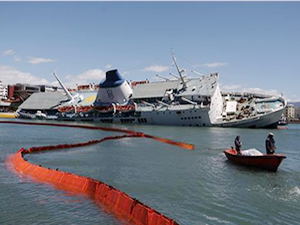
[4,121,194,225]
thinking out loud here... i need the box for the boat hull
[224,149,286,172]
[66,105,282,128]
[214,107,285,128]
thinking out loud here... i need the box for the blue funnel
[100,69,125,88]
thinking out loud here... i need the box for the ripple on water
[288,186,300,200]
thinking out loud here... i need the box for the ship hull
[213,107,285,128]
[65,104,284,128]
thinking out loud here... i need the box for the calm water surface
[1,119,300,225]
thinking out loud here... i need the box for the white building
[285,104,295,119]
[0,81,8,100]
[295,107,300,119]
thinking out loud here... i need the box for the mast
[171,49,187,90]
[156,74,170,81]
[52,71,75,102]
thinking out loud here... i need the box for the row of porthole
[157,110,199,115]
[182,123,206,127]
[100,119,113,123]
[120,119,135,123]
[181,116,201,120]
[138,118,147,123]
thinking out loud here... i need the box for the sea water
[1,119,300,225]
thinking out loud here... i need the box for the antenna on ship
[156,74,170,81]
[169,72,180,79]
[52,71,75,102]
[191,70,206,76]
[171,49,187,90]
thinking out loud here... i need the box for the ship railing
[222,91,274,99]
[180,97,197,105]
[156,100,170,107]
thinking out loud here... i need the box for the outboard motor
[95,69,133,105]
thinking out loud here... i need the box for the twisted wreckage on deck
[17,55,287,128]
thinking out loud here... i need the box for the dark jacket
[235,137,242,151]
[266,137,276,154]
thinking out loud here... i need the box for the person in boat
[265,133,276,154]
[234,135,242,155]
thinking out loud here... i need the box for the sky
[0,1,299,101]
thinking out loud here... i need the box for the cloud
[194,62,228,68]
[0,65,49,85]
[64,69,106,88]
[143,65,170,73]
[242,87,280,96]
[3,49,15,56]
[220,83,281,96]
[289,95,300,102]
[27,57,56,65]
[14,55,22,62]
[3,49,21,61]
[122,71,130,76]
[3,50,56,64]
[220,84,244,92]
[105,64,112,69]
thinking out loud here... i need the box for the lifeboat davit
[224,148,286,172]
[115,104,136,113]
[58,105,76,113]
[76,105,94,113]
[93,105,115,114]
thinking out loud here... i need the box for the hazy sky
[1,1,299,101]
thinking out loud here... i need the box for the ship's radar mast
[171,49,187,90]
[52,71,75,102]
[52,71,84,104]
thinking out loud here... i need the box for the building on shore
[285,104,295,119]
[294,107,300,121]
[0,81,8,100]
[0,81,9,111]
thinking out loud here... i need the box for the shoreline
[288,120,300,124]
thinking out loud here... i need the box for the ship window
[188,117,190,120]
[121,119,135,123]
[192,117,194,119]
[176,111,181,114]
[203,123,206,126]
[138,118,147,123]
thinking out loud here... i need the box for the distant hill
[289,102,300,108]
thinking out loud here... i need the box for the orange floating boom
[4,121,194,225]
[0,121,194,150]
